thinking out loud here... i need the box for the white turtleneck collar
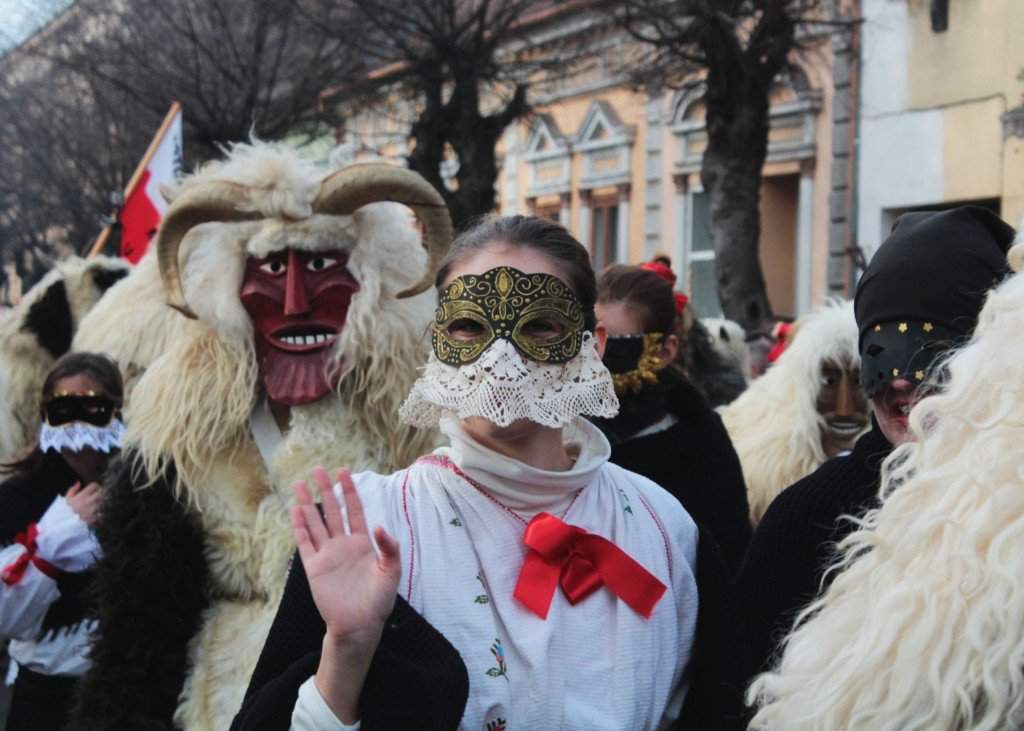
[433,416,612,518]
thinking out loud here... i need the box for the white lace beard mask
[39,419,125,454]
[399,332,619,428]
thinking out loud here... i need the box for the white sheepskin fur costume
[719,300,861,524]
[73,249,199,396]
[80,140,441,730]
[702,316,752,381]
[747,237,1024,731]
[0,255,130,460]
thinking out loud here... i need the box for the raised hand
[291,467,401,655]
[66,481,103,527]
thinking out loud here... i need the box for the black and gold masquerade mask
[602,333,665,396]
[432,266,586,366]
[43,393,119,427]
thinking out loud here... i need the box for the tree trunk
[446,81,527,229]
[700,78,775,334]
[407,72,451,216]
[449,130,500,228]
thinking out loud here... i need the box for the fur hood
[719,300,861,524]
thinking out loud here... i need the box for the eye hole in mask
[517,317,566,340]
[44,396,119,427]
[446,317,489,342]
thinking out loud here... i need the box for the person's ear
[593,322,608,358]
[657,333,679,370]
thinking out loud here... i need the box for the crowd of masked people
[0,198,1020,731]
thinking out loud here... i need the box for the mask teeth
[278,332,336,346]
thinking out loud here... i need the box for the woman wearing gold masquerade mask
[235,217,707,730]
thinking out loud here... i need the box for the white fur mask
[399,333,619,428]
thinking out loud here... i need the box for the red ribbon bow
[2,524,59,586]
[513,512,667,620]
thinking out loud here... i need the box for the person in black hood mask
[738,205,1016,676]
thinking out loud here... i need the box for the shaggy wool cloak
[737,423,892,674]
[70,453,210,730]
[231,527,749,731]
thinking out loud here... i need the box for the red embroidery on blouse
[636,493,673,582]
[400,471,416,602]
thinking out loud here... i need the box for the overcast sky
[0,0,73,54]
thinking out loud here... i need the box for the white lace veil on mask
[399,332,619,428]
[39,419,125,454]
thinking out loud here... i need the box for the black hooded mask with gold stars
[855,205,1015,399]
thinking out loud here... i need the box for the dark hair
[434,215,598,330]
[3,352,124,475]
[596,265,677,335]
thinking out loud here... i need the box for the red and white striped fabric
[119,106,183,263]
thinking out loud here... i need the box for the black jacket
[608,377,751,575]
[232,528,750,731]
[1,453,80,545]
[232,553,469,731]
[737,424,893,674]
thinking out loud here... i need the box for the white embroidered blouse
[292,417,699,731]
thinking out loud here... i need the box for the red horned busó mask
[240,248,359,406]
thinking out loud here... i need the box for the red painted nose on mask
[284,249,310,316]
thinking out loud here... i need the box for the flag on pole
[116,103,184,263]
[119,103,183,263]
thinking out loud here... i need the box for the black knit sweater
[737,424,893,673]
[608,377,751,575]
[233,527,750,731]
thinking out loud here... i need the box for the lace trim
[399,333,619,428]
[39,420,124,454]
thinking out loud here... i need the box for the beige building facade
[327,1,1023,321]
[854,0,1024,260]
[496,32,839,319]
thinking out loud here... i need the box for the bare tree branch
[618,0,843,331]
[305,0,593,228]
[0,0,366,258]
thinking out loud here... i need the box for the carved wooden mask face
[816,360,869,457]
[239,248,359,406]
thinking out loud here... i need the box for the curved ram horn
[156,182,264,319]
[313,164,453,299]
